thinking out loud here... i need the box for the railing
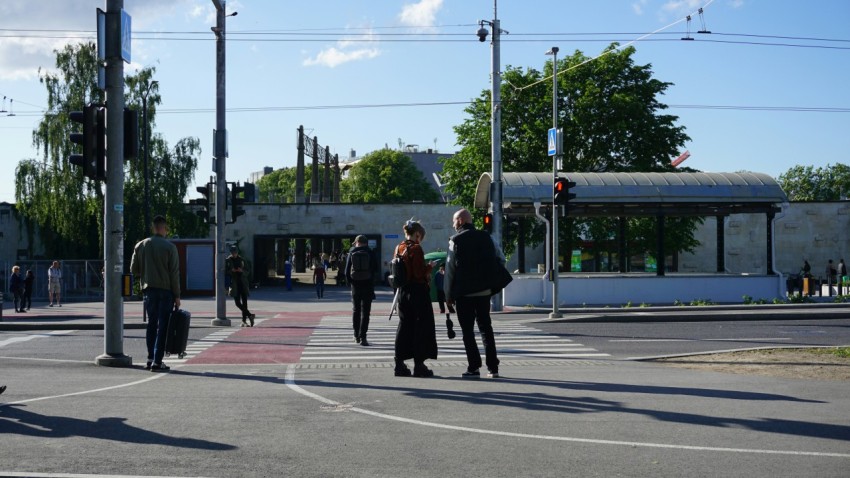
[1,260,105,303]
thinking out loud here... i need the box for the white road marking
[0,372,169,408]
[0,330,75,348]
[283,364,850,459]
[610,338,794,343]
[0,472,212,478]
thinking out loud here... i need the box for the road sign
[120,9,131,63]
[96,9,106,89]
[548,128,557,156]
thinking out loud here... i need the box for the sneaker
[241,320,248,327]
[145,362,152,371]
[150,363,171,372]
[462,368,480,378]
[487,370,500,378]
[49,304,53,307]
[354,336,361,344]
[249,314,255,327]
[360,339,371,347]
[394,366,412,377]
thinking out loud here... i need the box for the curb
[625,344,850,361]
[535,309,850,323]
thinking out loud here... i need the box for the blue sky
[1,0,849,203]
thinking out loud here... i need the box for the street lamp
[141,80,158,233]
[546,46,562,319]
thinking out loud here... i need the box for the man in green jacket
[226,245,255,326]
[131,215,181,372]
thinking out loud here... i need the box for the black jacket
[345,245,377,287]
[445,223,498,299]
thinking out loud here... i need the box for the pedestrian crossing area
[164,320,263,365]
[301,315,610,363]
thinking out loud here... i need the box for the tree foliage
[442,44,699,259]
[341,149,440,203]
[778,163,850,201]
[255,167,311,203]
[14,42,204,260]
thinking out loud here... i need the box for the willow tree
[15,42,205,260]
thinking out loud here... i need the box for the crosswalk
[301,315,609,363]
[164,320,264,365]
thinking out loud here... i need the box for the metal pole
[211,0,230,326]
[490,3,504,312]
[549,46,562,319]
[96,0,132,366]
[142,94,150,233]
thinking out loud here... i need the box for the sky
[1,0,849,204]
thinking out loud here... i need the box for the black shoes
[249,314,255,327]
[354,336,361,344]
[145,361,152,370]
[394,366,412,377]
[360,338,371,347]
[462,368,481,378]
[413,366,434,378]
[487,370,500,378]
[241,320,248,327]
[150,363,170,372]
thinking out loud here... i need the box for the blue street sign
[548,128,557,156]
[120,10,132,63]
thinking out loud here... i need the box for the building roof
[474,172,789,217]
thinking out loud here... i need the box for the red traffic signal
[554,177,577,205]
[483,213,494,233]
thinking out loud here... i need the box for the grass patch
[809,347,850,359]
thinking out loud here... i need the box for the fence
[1,260,105,303]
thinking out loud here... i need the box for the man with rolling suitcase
[131,215,181,372]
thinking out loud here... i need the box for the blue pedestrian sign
[120,10,132,63]
[548,128,560,156]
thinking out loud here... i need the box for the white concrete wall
[503,274,784,307]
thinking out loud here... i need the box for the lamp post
[141,80,158,233]
[546,46,562,319]
[478,0,507,312]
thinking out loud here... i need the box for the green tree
[341,149,440,203]
[14,42,204,260]
[443,44,698,259]
[778,164,850,201]
[255,167,312,203]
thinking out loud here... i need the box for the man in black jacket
[346,235,377,346]
[445,209,505,378]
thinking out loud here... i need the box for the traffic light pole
[489,4,504,312]
[211,0,230,327]
[549,46,562,319]
[96,0,132,367]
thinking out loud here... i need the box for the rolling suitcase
[165,308,191,359]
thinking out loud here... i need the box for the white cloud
[303,30,381,68]
[632,0,649,15]
[186,0,242,25]
[398,0,444,28]
[661,0,703,16]
[729,0,745,8]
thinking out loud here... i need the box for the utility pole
[547,46,562,319]
[96,0,131,366]
[478,0,505,312]
[141,80,157,236]
[211,0,232,326]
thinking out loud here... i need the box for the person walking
[838,259,847,294]
[9,266,25,313]
[226,245,255,327]
[130,215,181,372]
[47,260,62,307]
[313,260,327,299]
[345,235,377,346]
[434,265,455,315]
[393,220,438,378]
[445,208,504,379]
[284,260,293,291]
[23,270,34,311]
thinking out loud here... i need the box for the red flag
[671,150,691,168]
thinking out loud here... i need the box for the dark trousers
[395,284,438,365]
[436,290,455,314]
[315,280,325,298]
[13,290,23,312]
[144,288,174,365]
[351,281,373,339]
[455,295,499,372]
[232,282,251,319]
[23,291,32,310]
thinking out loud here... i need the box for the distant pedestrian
[434,265,454,315]
[838,259,847,280]
[445,208,504,379]
[284,261,293,291]
[226,245,255,327]
[801,260,811,277]
[346,235,377,346]
[23,270,34,311]
[47,260,62,307]
[826,259,837,285]
[130,215,181,372]
[9,266,25,313]
[313,260,327,299]
[393,220,438,378]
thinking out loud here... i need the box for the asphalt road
[1,290,849,477]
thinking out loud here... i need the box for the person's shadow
[0,405,235,451]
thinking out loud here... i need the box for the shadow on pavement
[0,404,237,450]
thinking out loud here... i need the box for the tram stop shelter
[474,172,790,307]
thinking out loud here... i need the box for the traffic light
[69,105,97,179]
[483,213,494,233]
[124,108,139,161]
[231,182,246,222]
[196,184,211,224]
[554,177,577,206]
[94,106,106,180]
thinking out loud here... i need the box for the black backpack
[389,242,411,289]
[349,249,372,281]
